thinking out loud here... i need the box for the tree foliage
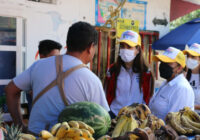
[170,9,200,30]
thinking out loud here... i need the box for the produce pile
[35,120,94,140]
[165,107,200,135]
[109,103,165,138]
[98,103,200,140]
[2,102,200,140]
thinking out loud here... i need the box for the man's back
[14,55,109,134]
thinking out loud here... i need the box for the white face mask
[119,49,136,62]
[186,58,199,69]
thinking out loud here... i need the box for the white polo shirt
[13,55,109,134]
[189,74,200,105]
[149,73,194,120]
[110,66,144,116]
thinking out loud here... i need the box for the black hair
[66,21,98,52]
[111,45,155,98]
[38,40,62,56]
[186,68,200,82]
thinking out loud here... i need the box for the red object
[106,36,111,70]
[170,0,200,21]
[97,31,102,76]
[105,65,153,105]
[35,50,39,60]
[149,36,152,64]
[156,51,159,80]
[141,34,144,51]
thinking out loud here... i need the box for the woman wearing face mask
[183,43,200,113]
[105,30,155,119]
[149,47,194,120]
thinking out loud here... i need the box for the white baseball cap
[153,47,186,68]
[183,43,200,56]
[119,30,141,47]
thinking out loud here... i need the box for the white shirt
[189,74,200,105]
[13,55,109,134]
[110,66,144,116]
[149,74,194,120]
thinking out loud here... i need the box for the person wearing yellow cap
[105,30,155,119]
[183,43,200,113]
[149,47,194,120]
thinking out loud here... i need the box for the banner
[116,18,139,38]
[95,0,147,30]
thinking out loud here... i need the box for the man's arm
[5,81,25,129]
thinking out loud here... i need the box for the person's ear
[176,65,183,73]
[87,43,94,54]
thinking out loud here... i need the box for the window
[0,16,26,112]
[0,16,16,46]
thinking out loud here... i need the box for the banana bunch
[19,133,36,140]
[38,121,95,140]
[118,104,151,121]
[112,114,139,138]
[139,114,165,131]
[166,107,200,135]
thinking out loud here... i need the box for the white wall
[0,0,170,68]
[146,0,171,37]
[0,0,95,68]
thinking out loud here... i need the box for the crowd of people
[4,21,200,135]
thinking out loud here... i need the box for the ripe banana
[39,130,53,139]
[47,137,58,140]
[139,104,151,116]
[68,121,79,128]
[183,115,200,128]
[81,129,92,139]
[157,119,165,128]
[182,107,200,122]
[166,112,187,134]
[63,137,73,140]
[139,119,148,129]
[135,104,151,120]
[50,123,61,136]
[97,135,111,140]
[19,133,36,140]
[77,121,88,130]
[87,125,95,135]
[112,115,128,138]
[135,107,146,120]
[127,114,139,132]
[73,136,86,140]
[56,122,70,138]
[182,126,194,135]
[128,133,139,140]
[181,115,200,134]
[119,116,129,136]
[118,106,129,116]
[65,128,83,138]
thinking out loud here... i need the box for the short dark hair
[38,40,62,56]
[67,21,98,52]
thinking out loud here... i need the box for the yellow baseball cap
[183,43,200,56]
[153,47,186,68]
[119,30,141,47]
